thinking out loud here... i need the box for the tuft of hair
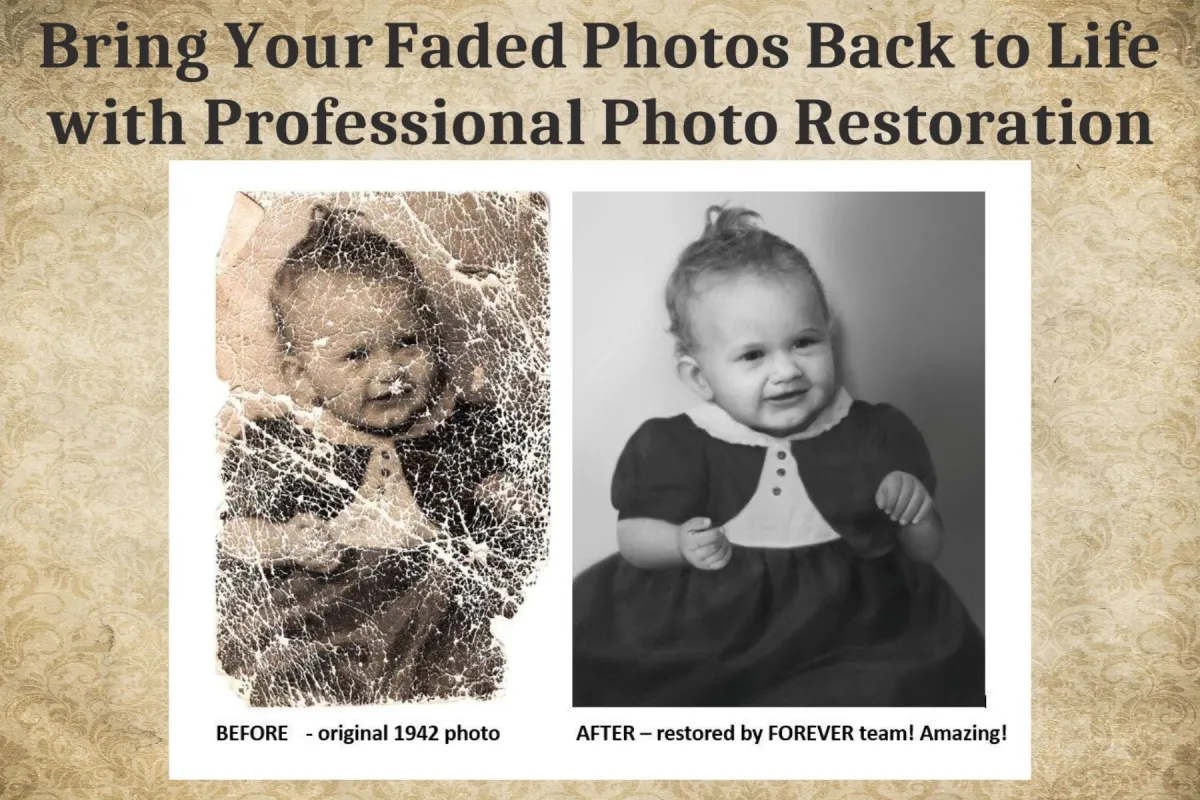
[665,205,830,352]
[269,205,431,350]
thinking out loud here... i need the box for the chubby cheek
[405,349,438,393]
[324,363,368,399]
[734,373,770,409]
[805,351,837,386]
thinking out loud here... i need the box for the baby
[573,206,984,707]
[220,206,451,566]
[218,206,528,705]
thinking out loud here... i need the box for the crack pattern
[213,192,548,706]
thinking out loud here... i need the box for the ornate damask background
[0,0,1197,797]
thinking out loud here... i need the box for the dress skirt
[218,547,503,706]
[573,540,985,707]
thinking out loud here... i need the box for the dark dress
[218,403,545,706]
[573,398,984,707]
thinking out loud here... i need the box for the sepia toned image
[212,192,549,706]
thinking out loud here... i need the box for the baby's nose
[372,354,409,384]
[770,352,804,380]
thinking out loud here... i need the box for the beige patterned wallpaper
[0,0,1197,797]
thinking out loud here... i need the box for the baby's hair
[270,205,433,351]
[665,206,831,352]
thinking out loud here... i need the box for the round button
[776,468,785,477]
[381,451,390,460]
[777,451,787,460]
[772,487,782,496]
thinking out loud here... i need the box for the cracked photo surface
[212,191,549,706]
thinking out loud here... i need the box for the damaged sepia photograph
[213,191,549,707]
[573,192,986,707]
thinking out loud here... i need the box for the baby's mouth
[764,388,810,405]
[369,386,413,404]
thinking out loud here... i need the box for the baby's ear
[675,355,714,401]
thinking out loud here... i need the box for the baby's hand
[326,499,441,549]
[677,517,732,571]
[220,514,342,572]
[475,471,533,521]
[875,471,933,526]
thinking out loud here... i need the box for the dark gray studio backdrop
[572,192,986,631]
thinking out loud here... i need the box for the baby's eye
[793,338,819,350]
[739,349,764,362]
[345,348,370,362]
[454,263,501,280]
[391,336,419,350]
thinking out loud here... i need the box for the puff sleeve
[610,417,708,524]
[874,404,938,496]
[221,417,369,523]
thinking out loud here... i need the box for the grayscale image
[215,192,548,706]
[573,192,985,707]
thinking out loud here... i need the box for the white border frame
[169,160,1030,781]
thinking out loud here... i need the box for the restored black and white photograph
[573,192,985,707]
[213,192,549,706]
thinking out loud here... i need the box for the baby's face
[284,272,439,433]
[686,271,836,437]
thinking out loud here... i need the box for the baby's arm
[617,518,682,568]
[475,471,536,521]
[897,509,944,563]
[618,517,731,570]
[610,416,718,569]
[876,470,943,563]
[220,514,341,571]
[220,416,346,568]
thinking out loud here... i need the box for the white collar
[685,387,854,447]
